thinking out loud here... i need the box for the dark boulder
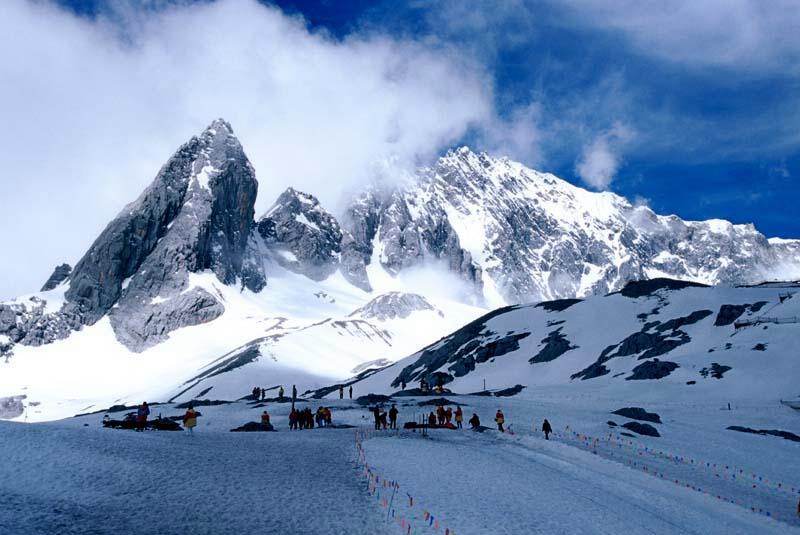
[622,421,660,437]
[612,407,662,424]
[356,394,393,407]
[618,278,708,298]
[626,359,678,380]
[230,422,275,432]
[534,299,582,312]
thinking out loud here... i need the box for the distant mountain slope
[345,279,800,400]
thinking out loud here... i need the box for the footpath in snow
[359,427,798,535]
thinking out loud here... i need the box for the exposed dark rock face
[40,264,72,292]
[727,426,800,442]
[356,394,393,406]
[493,384,526,397]
[626,359,679,380]
[530,328,577,364]
[714,302,769,326]
[612,407,662,423]
[1,120,267,355]
[752,343,768,351]
[572,310,712,380]
[389,305,525,388]
[535,299,582,312]
[622,421,660,437]
[699,363,731,379]
[349,292,440,321]
[258,188,342,281]
[618,278,708,298]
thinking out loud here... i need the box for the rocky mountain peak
[257,188,343,281]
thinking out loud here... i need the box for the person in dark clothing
[427,411,437,427]
[468,413,480,429]
[136,402,150,432]
[388,405,398,430]
[379,411,388,430]
[348,385,353,399]
[372,406,381,431]
[292,385,297,401]
[542,418,552,440]
[339,386,344,399]
[289,409,297,430]
[252,387,260,400]
[261,388,266,401]
[279,386,284,398]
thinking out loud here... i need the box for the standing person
[348,385,353,399]
[136,402,150,432]
[289,408,297,430]
[445,407,453,425]
[542,418,553,440]
[388,404,398,430]
[495,409,505,433]
[279,386,284,399]
[339,386,344,400]
[379,410,388,430]
[182,404,198,435]
[372,406,381,431]
[436,405,445,425]
[468,413,480,429]
[292,385,297,402]
[324,407,332,427]
[261,388,266,401]
[455,406,463,429]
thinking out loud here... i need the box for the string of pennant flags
[559,425,799,496]
[554,425,798,524]
[355,429,458,535]
[354,424,797,528]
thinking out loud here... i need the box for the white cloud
[557,0,800,71]
[574,122,635,190]
[0,0,507,299]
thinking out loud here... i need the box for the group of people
[337,385,354,399]
[289,406,333,429]
[426,404,464,428]
[251,385,298,401]
[371,404,400,430]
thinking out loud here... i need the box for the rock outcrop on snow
[349,292,440,321]
[257,188,343,281]
[40,264,72,292]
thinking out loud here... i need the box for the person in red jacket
[436,405,445,425]
[445,407,453,425]
[495,409,505,432]
[261,410,270,425]
[136,402,150,432]
[455,406,463,429]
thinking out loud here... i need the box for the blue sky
[1,0,798,298]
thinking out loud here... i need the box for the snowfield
[1,390,797,534]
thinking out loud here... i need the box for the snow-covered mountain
[1,119,799,420]
[341,148,800,306]
[343,279,800,401]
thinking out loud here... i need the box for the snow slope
[350,280,800,401]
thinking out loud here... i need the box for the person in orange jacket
[182,404,198,434]
[445,407,453,425]
[436,405,445,425]
[455,406,463,429]
[495,409,505,432]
